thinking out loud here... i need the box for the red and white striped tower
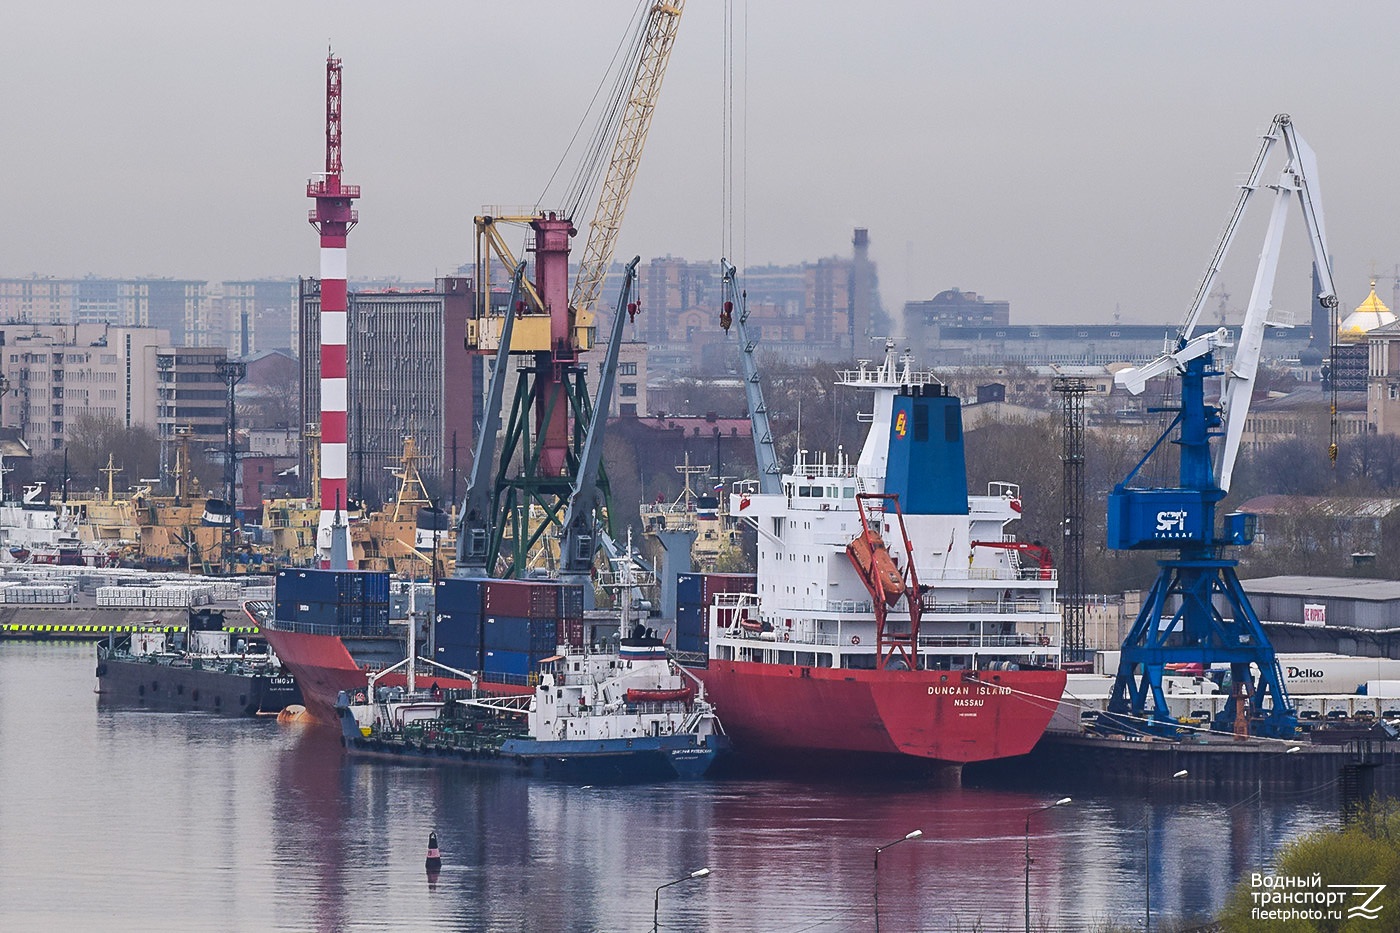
[307,52,359,562]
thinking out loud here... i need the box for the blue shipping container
[560,585,585,617]
[436,642,481,672]
[676,634,708,655]
[677,603,704,639]
[482,649,533,678]
[436,578,484,617]
[677,573,705,604]
[435,611,480,648]
[481,616,533,652]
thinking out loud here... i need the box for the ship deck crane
[1103,114,1338,739]
[722,259,781,495]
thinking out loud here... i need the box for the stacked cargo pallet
[94,584,217,608]
[0,583,73,604]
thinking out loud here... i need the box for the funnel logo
[894,410,908,438]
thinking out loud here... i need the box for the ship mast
[101,454,122,503]
[388,435,434,522]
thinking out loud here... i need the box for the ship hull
[693,660,1066,766]
[259,626,532,724]
[338,725,729,782]
[95,656,302,716]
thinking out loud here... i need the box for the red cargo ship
[678,347,1067,773]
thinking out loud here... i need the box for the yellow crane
[468,1,685,353]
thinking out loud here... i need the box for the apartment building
[0,324,169,451]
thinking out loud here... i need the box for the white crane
[1114,113,1339,492]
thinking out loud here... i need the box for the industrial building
[1243,575,1400,658]
[298,276,475,506]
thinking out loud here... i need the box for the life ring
[782,632,790,642]
[851,635,860,645]
[354,691,367,704]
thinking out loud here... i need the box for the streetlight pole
[653,867,710,933]
[1145,769,1188,932]
[1024,797,1071,933]
[874,829,923,933]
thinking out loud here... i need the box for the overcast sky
[3,1,1399,325]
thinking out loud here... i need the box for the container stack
[432,578,585,681]
[273,569,391,631]
[676,572,757,660]
[434,578,483,673]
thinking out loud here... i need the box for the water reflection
[0,644,1341,932]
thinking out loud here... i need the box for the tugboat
[335,582,728,781]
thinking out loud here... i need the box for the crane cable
[721,1,748,266]
[537,0,650,219]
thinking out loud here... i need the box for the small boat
[336,627,730,782]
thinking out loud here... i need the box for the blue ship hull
[337,707,728,782]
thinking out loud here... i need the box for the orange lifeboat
[846,529,906,607]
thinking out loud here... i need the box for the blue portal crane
[1103,114,1338,739]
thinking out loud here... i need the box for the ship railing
[639,503,693,517]
[478,670,532,688]
[267,620,396,638]
[623,700,690,716]
[929,567,1058,582]
[920,597,1054,614]
[824,598,875,614]
[786,460,856,479]
[917,634,1057,649]
[668,649,708,667]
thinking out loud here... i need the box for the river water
[0,642,1338,932]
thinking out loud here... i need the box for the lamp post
[874,829,923,933]
[653,867,710,933]
[1145,769,1188,931]
[1024,797,1071,933]
[1257,746,1303,864]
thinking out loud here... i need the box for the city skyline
[2,3,1400,326]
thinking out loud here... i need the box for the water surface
[0,643,1337,931]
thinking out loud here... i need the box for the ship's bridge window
[844,488,855,498]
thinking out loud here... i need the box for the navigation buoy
[425,831,442,876]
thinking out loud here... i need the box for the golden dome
[1339,281,1395,338]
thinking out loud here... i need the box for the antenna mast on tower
[307,51,360,566]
